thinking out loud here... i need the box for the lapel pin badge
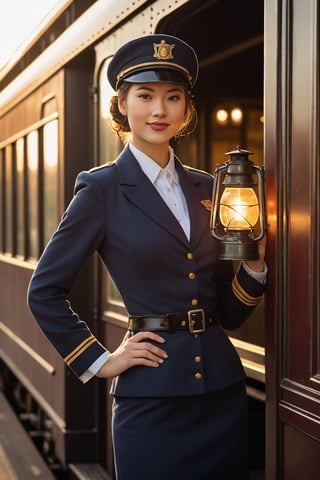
[200,199,212,212]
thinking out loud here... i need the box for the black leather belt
[128,309,217,334]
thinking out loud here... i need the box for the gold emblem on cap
[153,40,175,60]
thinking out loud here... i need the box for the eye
[138,93,152,100]
[168,94,181,102]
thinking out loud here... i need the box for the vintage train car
[0,0,319,479]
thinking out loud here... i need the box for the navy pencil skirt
[112,382,249,480]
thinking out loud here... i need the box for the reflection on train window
[0,149,3,251]
[16,138,25,257]
[99,59,123,165]
[99,58,124,305]
[27,131,39,260]
[43,120,58,246]
[5,146,13,254]
[108,282,123,305]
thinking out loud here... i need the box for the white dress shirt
[130,143,191,239]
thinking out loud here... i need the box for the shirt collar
[129,143,178,185]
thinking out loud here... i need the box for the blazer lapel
[176,160,212,249]
[116,147,190,246]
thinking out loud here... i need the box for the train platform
[0,391,56,479]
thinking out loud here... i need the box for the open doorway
[157,0,265,476]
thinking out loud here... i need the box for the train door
[265,0,320,478]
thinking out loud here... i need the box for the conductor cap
[107,34,199,90]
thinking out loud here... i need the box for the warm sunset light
[0,0,68,72]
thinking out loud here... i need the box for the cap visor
[122,69,188,86]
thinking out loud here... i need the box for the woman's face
[118,82,187,152]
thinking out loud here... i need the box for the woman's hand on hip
[95,330,168,379]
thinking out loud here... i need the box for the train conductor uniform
[28,34,267,480]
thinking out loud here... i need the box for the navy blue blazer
[28,146,266,397]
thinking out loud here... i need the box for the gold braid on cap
[116,61,192,87]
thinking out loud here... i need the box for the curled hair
[109,82,131,142]
[109,82,197,143]
[175,93,198,139]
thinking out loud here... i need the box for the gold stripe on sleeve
[64,335,96,366]
[232,276,263,307]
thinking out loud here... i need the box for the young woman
[28,34,267,479]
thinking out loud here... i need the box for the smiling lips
[147,122,169,131]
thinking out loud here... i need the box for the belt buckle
[188,309,206,334]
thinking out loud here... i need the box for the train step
[0,391,56,479]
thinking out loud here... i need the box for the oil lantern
[210,146,266,260]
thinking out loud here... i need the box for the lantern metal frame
[210,147,266,260]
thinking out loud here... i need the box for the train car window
[171,116,198,169]
[0,148,3,251]
[99,59,123,166]
[15,138,25,258]
[0,117,59,262]
[43,120,58,246]
[4,145,13,254]
[99,58,124,306]
[108,281,123,305]
[27,131,39,260]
